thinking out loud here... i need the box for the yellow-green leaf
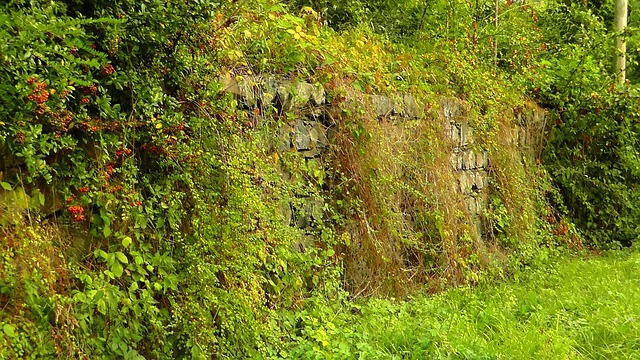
[115,252,128,264]
[3,324,16,337]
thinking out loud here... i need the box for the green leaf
[97,299,107,315]
[112,262,124,278]
[115,252,128,264]
[122,236,132,248]
[103,225,112,238]
[3,324,16,337]
[95,249,108,259]
[101,213,111,227]
[0,182,11,191]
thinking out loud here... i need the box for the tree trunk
[614,0,628,85]
[494,0,499,66]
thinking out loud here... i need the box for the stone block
[456,152,464,170]
[238,78,259,108]
[261,76,278,105]
[473,170,487,191]
[292,198,324,229]
[293,235,316,253]
[450,124,461,147]
[476,195,485,214]
[464,149,476,170]
[370,95,395,117]
[309,122,329,150]
[278,201,293,226]
[276,126,292,152]
[450,152,458,170]
[460,121,473,146]
[219,74,259,107]
[459,172,472,194]
[466,197,478,215]
[293,120,310,150]
[519,126,528,148]
[403,93,423,118]
[219,74,241,95]
[294,202,312,229]
[277,81,326,111]
[276,162,292,181]
[277,82,293,110]
[480,151,490,168]
[310,83,327,105]
[310,198,324,221]
[475,151,485,169]
[439,97,465,123]
[294,82,325,105]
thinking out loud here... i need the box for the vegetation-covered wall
[1,0,639,358]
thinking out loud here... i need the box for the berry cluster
[50,110,73,132]
[101,64,114,76]
[68,205,85,221]
[79,121,99,133]
[14,132,26,144]
[115,148,132,157]
[103,165,115,180]
[107,185,123,194]
[82,85,98,95]
[140,144,166,155]
[26,79,49,104]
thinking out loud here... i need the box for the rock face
[219,74,544,241]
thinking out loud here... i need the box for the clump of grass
[284,251,640,359]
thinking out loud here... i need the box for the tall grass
[285,251,640,359]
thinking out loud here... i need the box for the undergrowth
[283,250,640,359]
[0,0,628,358]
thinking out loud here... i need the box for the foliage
[286,0,425,38]
[0,0,342,357]
[2,0,634,358]
[282,250,640,359]
[527,1,640,247]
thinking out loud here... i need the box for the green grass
[286,251,640,359]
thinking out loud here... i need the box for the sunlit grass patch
[286,251,640,359]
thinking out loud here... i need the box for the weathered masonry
[219,74,544,239]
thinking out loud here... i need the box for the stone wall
[439,98,490,235]
[219,74,543,238]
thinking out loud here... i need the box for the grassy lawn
[288,251,640,359]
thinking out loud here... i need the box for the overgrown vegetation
[1,0,639,358]
[284,250,640,358]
